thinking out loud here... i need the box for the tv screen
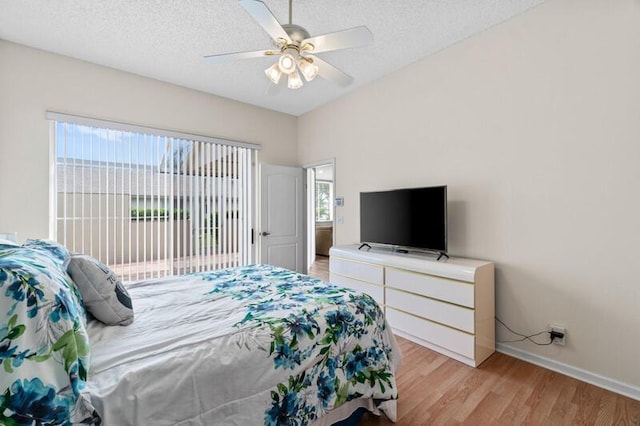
[360,186,447,252]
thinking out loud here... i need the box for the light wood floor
[308,255,329,281]
[307,257,640,425]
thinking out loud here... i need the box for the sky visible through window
[55,122,191,170]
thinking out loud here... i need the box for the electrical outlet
[549,325,566,346]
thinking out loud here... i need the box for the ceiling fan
[204,0,373,90]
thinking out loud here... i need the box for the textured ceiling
[0,0,544,116]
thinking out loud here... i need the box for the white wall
[0,40,298,240]
[298,0,640,391]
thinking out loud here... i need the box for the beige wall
[0,40,297,240]
[299,0,640,390]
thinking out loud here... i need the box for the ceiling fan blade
[302,26,373,54]
[203,49,277,64]
[309,56,354,87]
[239,0,291,44]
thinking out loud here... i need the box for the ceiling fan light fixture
[278,49,298,74]
[298,57,318,82]
[287,69,304,89]
[264,62,282,84]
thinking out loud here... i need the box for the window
[51,113,258,281]
[315,180,333,222]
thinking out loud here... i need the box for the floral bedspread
[205,265,399,424]
[1,240,400,426]
[0,244,99,425]
[86,265,400,425]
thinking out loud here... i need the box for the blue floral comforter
[0,243,99,425]
[85,265,401,425]
[2,243,400,426]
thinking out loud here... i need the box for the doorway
[304,160,335,280]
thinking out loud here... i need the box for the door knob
[260,231,271,236]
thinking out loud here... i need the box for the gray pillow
[66,255,134,326]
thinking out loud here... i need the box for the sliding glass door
[52,116,257,281]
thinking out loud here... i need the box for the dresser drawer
[386,288,474,333]
[329,257,384,285]
[385,308,475,359]
[330,273,384,306]
[386,268,474,308]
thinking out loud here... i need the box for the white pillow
[0,232,18,243]
[0,238,19,246]
[66,255,134,326]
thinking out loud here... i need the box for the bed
[0,240,401,425]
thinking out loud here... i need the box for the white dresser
[329,245,495,367]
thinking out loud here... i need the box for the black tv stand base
[437,252,449,261]
[358,244,448,260]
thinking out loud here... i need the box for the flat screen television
[360,185,447,254]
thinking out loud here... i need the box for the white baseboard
[496,343,640,401]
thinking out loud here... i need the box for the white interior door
[260,164,304,273]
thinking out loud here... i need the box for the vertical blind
[52,116,257,281]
